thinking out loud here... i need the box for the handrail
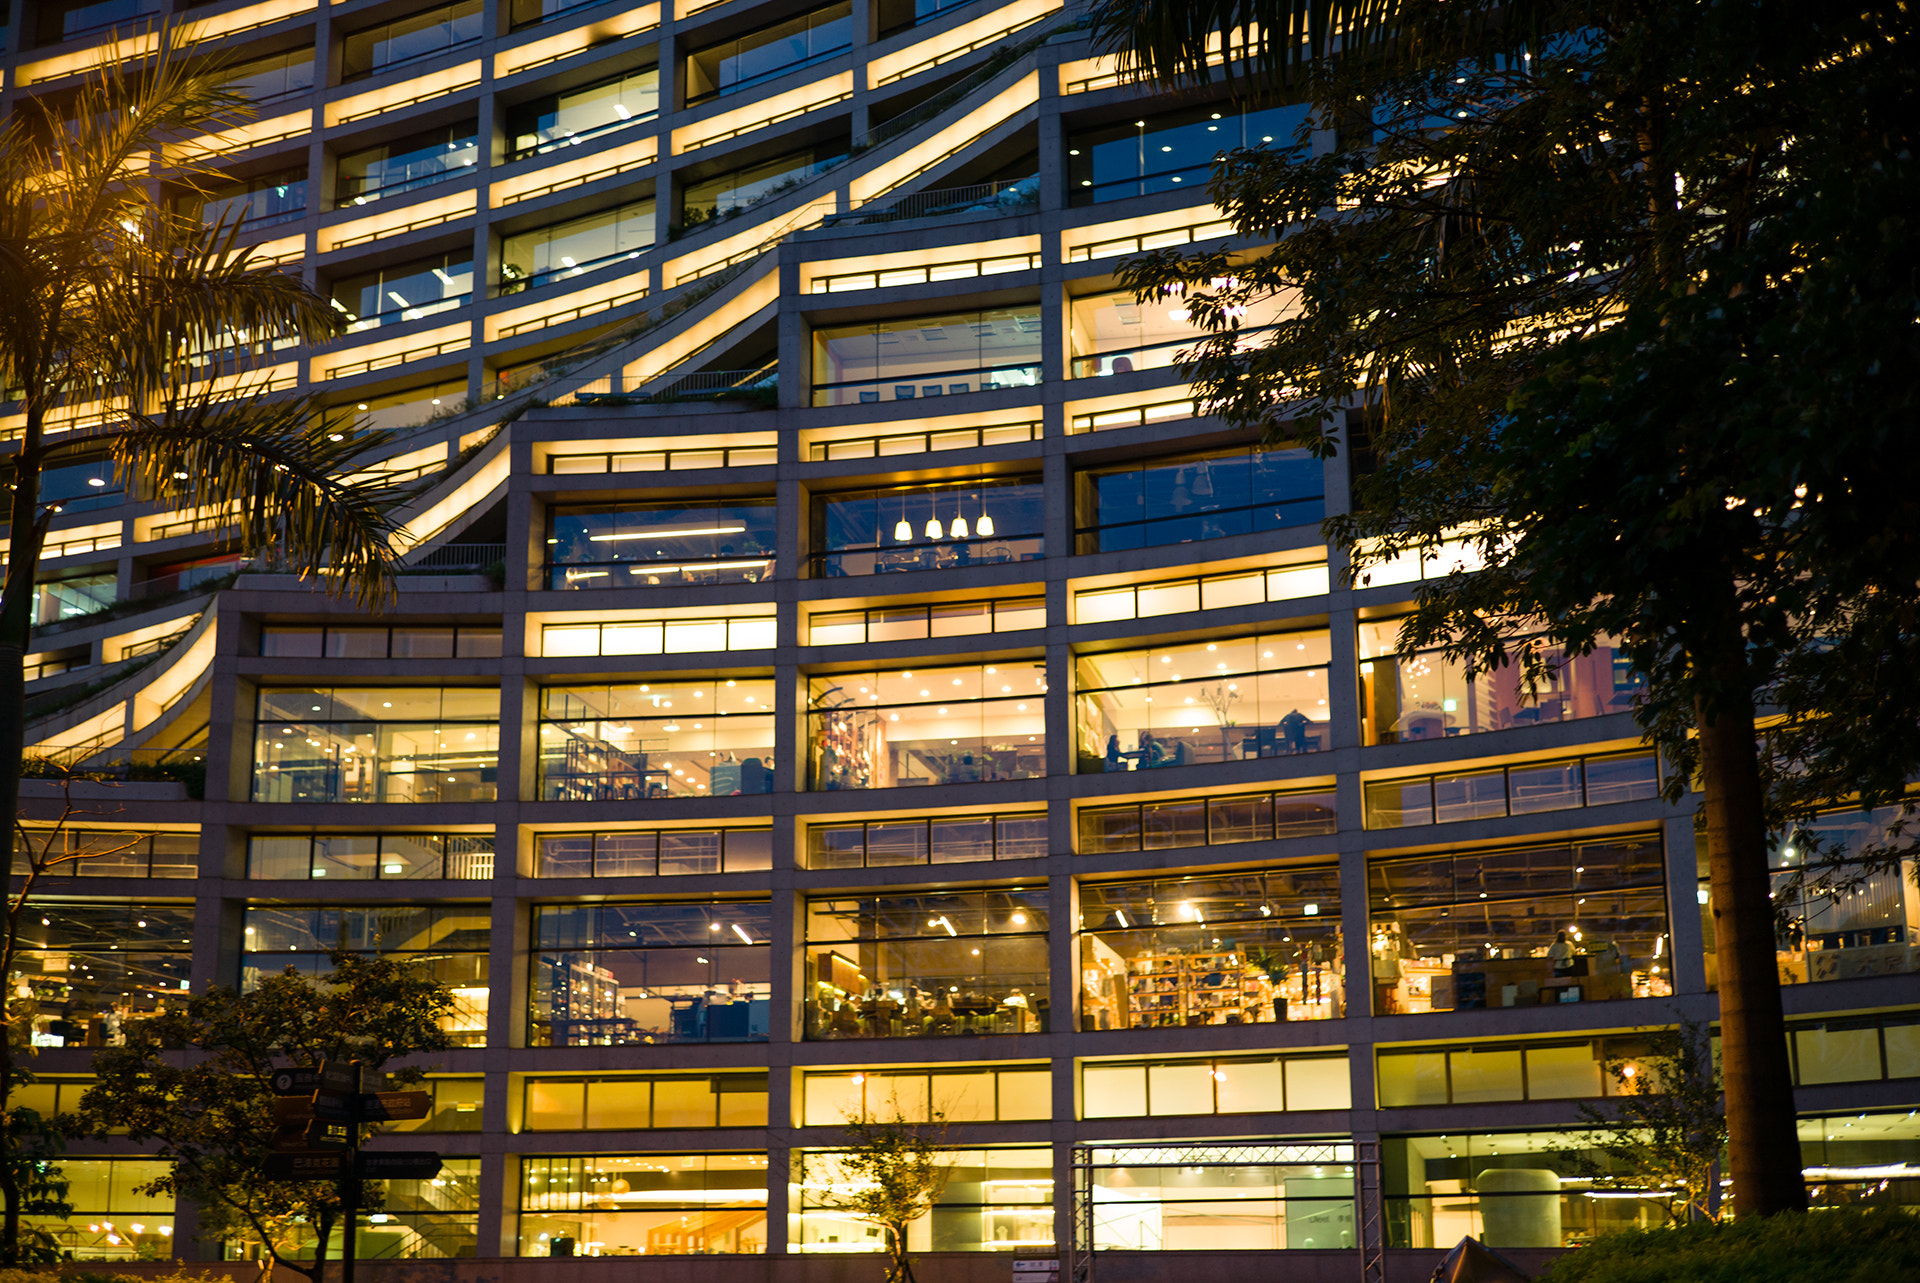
[497,282,651,339]
[324,334,471,381]
[824,175,1037,227]
[871,8,1052,87]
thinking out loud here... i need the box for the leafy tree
[1086,0,1918,1215]
[0,24,407,1262]
[800,1095,953,1283]
[1566,1021,1727,1226]
[71,951,454,1281]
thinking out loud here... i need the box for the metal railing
[567,364,776,405]
[825,175,1037,227]
[406,543,505,572]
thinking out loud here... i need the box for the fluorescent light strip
[590,525,747,541]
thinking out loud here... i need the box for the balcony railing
[825,175,1037,227]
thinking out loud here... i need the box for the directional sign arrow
[359,1091,433,1122]
[272,1097,315,1123]
[264,1150,348,1181]
[356,1151,441,1181]
[305,1119,352,1150]
[312,1093,357,1123]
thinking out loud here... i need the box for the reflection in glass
[1087,1143,1354,1250]
[519,1154,770,1255]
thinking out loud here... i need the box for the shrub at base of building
[1537,1208,1920,1283]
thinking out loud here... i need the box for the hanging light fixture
[951,510,969,539]
[894,515,913,541]
[977,508,995,537]
[924,505,942,539]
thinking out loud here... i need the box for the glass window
[1068,289,1292,380]
[810,597,1045,644]
[1367,835,1672,1014]
[682,146,845,230]
[535,828,771,876]
[222,50,315,104]
[1086,1142,1354,1250]
[1797,1111,1920,1211]
[262,625,499,659]
[529,903,771,1046]
[1083,1055,1349,1117]
[1358,621,1639,744]
[811,308,1043,406]
[14,906,194,1049]
[517,1154,767,1256]
[1068,99,1312,204]
[181,167,306,231]
[246,832,493,880]
[1770,805,1919,987]
[241,906,490,1046]
[501,200,656,291]
[878,0,979,35]
[802,1065,1051,1125]
[1365,753,1661,829]
[685,3,852,101]
[1079,788,1336,854]
[12,828,196,879]
[1075,445,1322,552]
[539,683,776,801]
[810,478,1044,576]
[329,251,472,333]
[524,1075,769,1129]
[336,124,479,206]
[805,814,1044,868]
[794,1148,1051,1254]
[808,664,1046,790]
[1075,631,1331,773]
[23,1158,173,1260]
[381,1078,484,1133]
[505,69,661,158]
[251,687,499,804]
[546,501,777,589]
[1383,1131,1659,1249]
[1079,870,1345,1029]
[804,890,1048,1039]
[342,2,483,79]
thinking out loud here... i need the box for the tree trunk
[1696,682,1808,1217]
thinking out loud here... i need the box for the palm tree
[1082,0,1826,1221]
[0,26,408,1261]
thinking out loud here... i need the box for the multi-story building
[6,0,1917,1275]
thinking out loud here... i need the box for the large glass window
[529,903,771,1046]
[1074,631,1331,773]
[249,687,499,804]
[1358,621,1638,744]
[1068,289,1291,379]
[1079,870,1344,1029]
[525,1075,769,1130]
[1079,787,1337,854]
[877,0,975,35]
[1790,1011,1920,1084]
[536,828,772,876]
[1363,751,1661,828]
[811,308,1043,406]
[259,624,501,658]
[1798,1112,1920,1211]
[329,251,472,333]
[1367,835,1672,1014]
[810,596,1045,644]
[685,3,852,102]
[794,1148,1051,1253]
[31,570,114,625]
[1085,1142,1354,1251]
[24,1158,172,1261]
[501,201,656,292]
[804,890,1049,1039]
[12,829,196,879]
[1383,1132,1657,1249]
[37,0,164,45]
[811,478,1044,576]
[1083,1054,1351,1117]
[13,905,193,1048]
[222,50,315,104]
[1075,445,1323,552]
[805,813,1045,869]
[1375,1036,1670,1107]
[539,682,776,800]
[546,500,777,589]
[336,124,479,206]
[181,168,306,231]
[1769,804,1919,985]
[544,613,774,656]
[246,832,494,880]
[808,663,1047,790]
[519,1154,768,1256]
[682,146,844,228]
[505,69,660,159]
[342,2,482,79]
[1068,100,1311,205]
[801,1065,1050,1125]
[241,906,490,1046]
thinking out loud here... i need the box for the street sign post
[257,1062,441,1283]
